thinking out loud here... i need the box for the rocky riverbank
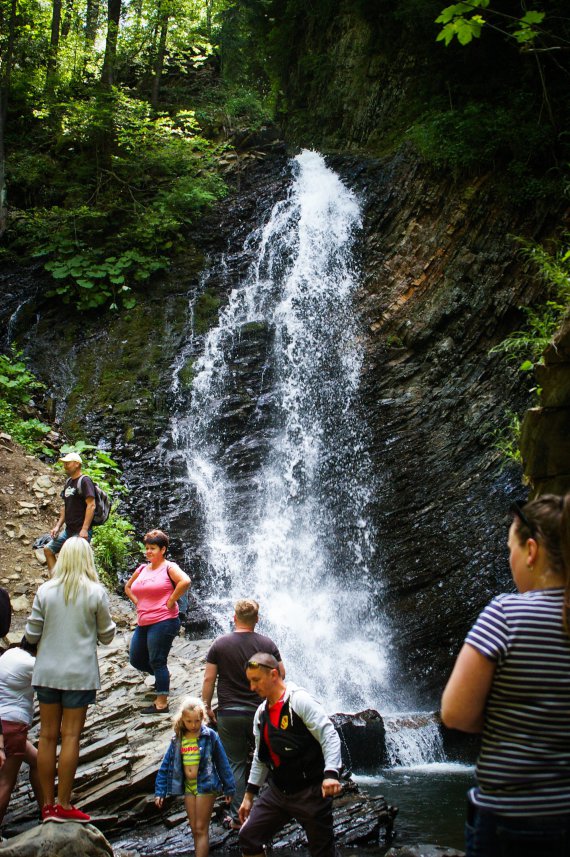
[1,437,469,855]
[3,624,399,853]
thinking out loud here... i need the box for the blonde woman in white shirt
[25,537,116,824]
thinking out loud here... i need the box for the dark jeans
[217,711,255,819]
[239,781,337,857]
[129,617,180,695]
[466,798,570,857]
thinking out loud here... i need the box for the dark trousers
[466,798,570,857]
[239,781,336,857]
[217,712,255,819]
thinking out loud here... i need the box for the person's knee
[39,723,60,742]
[239,821,263,854]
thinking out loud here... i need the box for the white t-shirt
[0,647,35,726]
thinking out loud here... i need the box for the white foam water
[168,150,391,712]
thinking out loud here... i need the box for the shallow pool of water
[353,762,475,853]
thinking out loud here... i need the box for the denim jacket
[155,723,235,798]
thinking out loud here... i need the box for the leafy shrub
[92,513,138,589]
[0,350,51,454]
[7,90,228,311]
[407,101,556,182]
[490,239,570,372]
[57,441,137,586]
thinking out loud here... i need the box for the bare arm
[441,643,496,733]
[51,505,65,538]
[202,662,218,723]
[80,496,96,537]
[124,566,143,605]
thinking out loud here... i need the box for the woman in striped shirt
[442,494,570,857]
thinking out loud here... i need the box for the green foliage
[0,350,51,454]
[0,350,44,406]
[92,513,137,588]
[57,441,125,495]
[6,89,229,311]
[407,101,556,183]
[490,239,570,373]
[436,0,545,48]
[492,410,522,468]
[57,441,136,586]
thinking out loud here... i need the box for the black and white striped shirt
[466,587,570,816]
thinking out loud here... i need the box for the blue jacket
[155,724,235,798]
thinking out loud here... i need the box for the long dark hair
[512,493,570,634]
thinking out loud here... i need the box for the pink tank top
[131,562,180,626]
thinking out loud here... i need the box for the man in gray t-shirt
[201,599,284,826]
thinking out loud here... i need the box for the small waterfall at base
[383,714,447,767]
[167,150,393,713]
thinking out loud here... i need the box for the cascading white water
[383,714,447,767]
[169,150,391,712]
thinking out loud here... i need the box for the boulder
[0,823,113,857]
[331,709,388,770]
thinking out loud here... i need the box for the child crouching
[155,696,235,857]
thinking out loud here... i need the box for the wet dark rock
[332,709,388,771]
[3,628,394,853]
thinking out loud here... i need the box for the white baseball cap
[59,452,82,464]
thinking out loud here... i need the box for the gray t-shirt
[206,631,281,712]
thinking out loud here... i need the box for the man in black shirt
[201,599,284,827]
[44,452,96,571]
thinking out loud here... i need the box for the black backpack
[75,475,112,526]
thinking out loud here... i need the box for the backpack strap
[75,475,84,497]
[166,563,176,589]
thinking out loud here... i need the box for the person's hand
[50,525,60,538]
[321,778,342,798]
[166,598,175,610]
[79,528,89,540]
[238,793,254,824]
[0,747,5,769]
[155,796,164,808]
[206,706,217,724]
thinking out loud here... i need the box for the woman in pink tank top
[125,529,190,714]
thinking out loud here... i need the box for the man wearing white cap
[44,453,96,571]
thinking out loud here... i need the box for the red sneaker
[41,804,57,823]
[52,804,91,823]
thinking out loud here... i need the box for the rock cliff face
[2,17,567,705]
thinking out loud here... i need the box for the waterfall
[168,150,391,713]
[383,714,447,767]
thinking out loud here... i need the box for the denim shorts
[35,686,96,707]
[45,527,92,555]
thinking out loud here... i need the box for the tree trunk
[45,0,63,95]
[0,88,7,238]
[0,0,17,237]
[100,0,121,87]
[151,14,169,112]
[60,0,75,39]
[84,0,100,48]
[205,0,212,39]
